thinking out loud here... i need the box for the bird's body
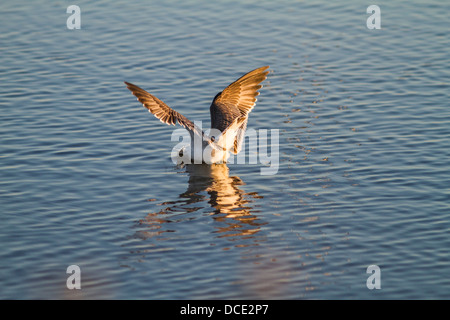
[125,66,269,164]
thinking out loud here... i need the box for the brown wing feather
[210,66,269,154]
[124,81,203,138]
[212,66,269,117]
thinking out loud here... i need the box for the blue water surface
[0,0,448,299]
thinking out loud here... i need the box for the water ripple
[0,0,449,299]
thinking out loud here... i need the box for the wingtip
[259,66,270,77]
[254,66,269,72]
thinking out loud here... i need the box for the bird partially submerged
[124,66,269,164]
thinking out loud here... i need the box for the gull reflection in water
[134,163,266,241]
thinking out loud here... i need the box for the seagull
[124,66,269,164]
